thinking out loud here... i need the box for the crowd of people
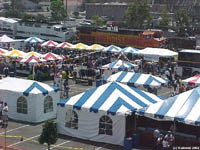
[154,129,175,150]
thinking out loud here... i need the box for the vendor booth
[56,81,163,146]
[102,60,137,71]
[0,77,60,123]
[105,71,168,88]
[135,47,178,61]
[182,74,200,89]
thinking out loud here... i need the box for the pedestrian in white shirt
[0,101,3,125]
[2,102,8,128]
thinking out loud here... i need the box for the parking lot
[0,76,171,150]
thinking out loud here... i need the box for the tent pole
[33,64,35,80]
[134,112,137,133]
[173,120,176,145]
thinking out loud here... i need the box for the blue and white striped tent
[120,47,138,54]
[58,82,163,115]
[106,71,168,88]
[102,60,137,71]
[103,45,121,53]
[138,87,200,126]
[57,82,163,145]
[24,37,44,43]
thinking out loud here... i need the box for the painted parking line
[46,140,71,150]
[7,134,40,147]
[0,125,30,134]
[95,144,109,150]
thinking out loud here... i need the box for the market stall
[57,81,163,145]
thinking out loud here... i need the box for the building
[0,17,18,37]
[63,0,84,15]
[85,2,128,21]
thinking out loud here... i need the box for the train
[76,26,168,48]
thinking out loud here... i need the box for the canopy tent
[57,81,163,145]
[24,51,41,58]
[182,74,200,88]
[0,77,60,123]
[120,47,138,54]
[135,47,178,61]
[71,43,88,50]
[41,40,58,48]
[138,87,200,126]
[0,35,15,43]
[56,42,73,49]
[24,37,44,43]
[88,44,105,51]
[41,52,62,61]
[105,71,168,88]
[18,55,46,64]
[0,48,8,54]
[102,60,137,71]
[3,49,26,58]
[103,45,121,53]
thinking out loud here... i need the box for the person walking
[2,102,8,128]
[63,79,70,98]
[0,101,3,126]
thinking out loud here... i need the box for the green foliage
[35,14,46,23]
[175,9,189,29]
[50,0,67,21]
[27,75,33,80]
[22,13,35,21]
[5,9,22,18]
[91,16,104,27]
[159,8,170,29]
[125,0,152,29]
[3,3,10,10]
[39,120,57,149]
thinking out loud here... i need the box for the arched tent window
[17,96,28,114]
[65,110,78,129]
[44,96,53,113]
[99,115,113,135]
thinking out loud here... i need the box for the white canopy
[0,35,15,43]
[136,47,178,58]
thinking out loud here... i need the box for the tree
[174,9,190,35]
[50,0,67,21]
[35,14,46,23]
[39,120,57,150]
[125,0,152,29]
[91,16,104,27]
[159,8,171,30]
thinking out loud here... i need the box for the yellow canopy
[3,49,26,58]
[25,51,41,58]
[88,44,105,51]
[72,43,88,50]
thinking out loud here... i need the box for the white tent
[0,35,15,43]
[135,47,178,61]
[57,82,163,145]
[0,77,60,123]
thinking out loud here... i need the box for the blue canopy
[105,71,168,88]
[120,47,138,54]
[58,82,163,115]
[102,60,137,71]
[24,37,44,43]
[137,87,200,126]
